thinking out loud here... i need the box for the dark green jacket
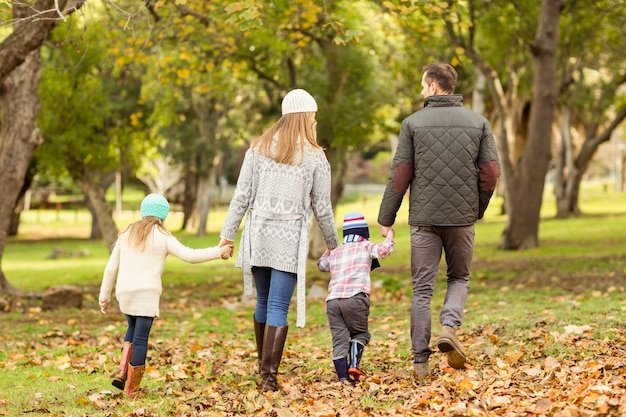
[378,94,500,227]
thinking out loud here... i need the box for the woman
[220,89,339,392]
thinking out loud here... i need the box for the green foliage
[224,1,263,30]
[5,0,623,236]
[36,12,150,183]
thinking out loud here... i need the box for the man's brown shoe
[436,325,467,369]
[413,362,430,379]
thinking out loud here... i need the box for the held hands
[380,225,395,240]
[219,238,234,259]
[99,300,109,314]
[220,244,234,259]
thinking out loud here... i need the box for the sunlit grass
[1,182,625,415]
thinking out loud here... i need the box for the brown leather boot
[112,342,133,390]
[253,316,265,374]
[413,361,430,379]
[260,325,288,392]
[437,325,467,369]
[125,364,145,397]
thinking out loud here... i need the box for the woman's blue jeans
[252,267,297,327]
[124,315,154,366]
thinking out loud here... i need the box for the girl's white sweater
[99,226,222,317]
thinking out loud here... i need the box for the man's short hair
[423,63,458,94]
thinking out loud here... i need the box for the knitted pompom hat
[140,193,170,220]
[281,89,318,115]
[342,211,369,239]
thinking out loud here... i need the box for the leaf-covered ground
[2,272,625,417]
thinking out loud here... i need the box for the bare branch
[54,0,66,22]
[0,0,85,82]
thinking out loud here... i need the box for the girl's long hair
[251,112,322,164]
[123,216,171,252]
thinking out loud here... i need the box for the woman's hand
[99,300,109,314]
[219,238,234,259]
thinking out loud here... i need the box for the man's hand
[380,225,392,238]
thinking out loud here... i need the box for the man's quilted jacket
[378,94,501,227]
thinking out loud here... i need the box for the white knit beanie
[281,89,318,115]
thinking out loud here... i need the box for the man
[377,63,500,379]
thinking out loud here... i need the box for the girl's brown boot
[125,364,145,397]
[112,342,133,390]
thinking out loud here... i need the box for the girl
[99,193,232,396]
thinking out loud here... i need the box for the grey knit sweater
[221,144,339,327]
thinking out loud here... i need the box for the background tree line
[1,0,625,296]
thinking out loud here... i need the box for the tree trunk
[86,197,103,240]
[554,107,580,218]
[459,45,520,229]
[88,173,116,240]
[499,0,565,249]
[182,166,199,232]
[192,95,228,236]
[195,175,212,237]
[0,50,43,296]
[558,103,626,217]
[472,71,486,115]
[196,150,224,237]
[75,174,119,251]
[0,0,83,296]
[9,197,24,237]
[8,165,35,236]
[0,0,82,81]
[307,37,350,258]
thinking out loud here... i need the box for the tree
[553,0,626,217]
[501,0,566,249]
[0,0,83,296]
[408,0,626,245]
[127,1,255,236]
[230,0,402,255]
[37,13,151,249]
[412,0,565,249]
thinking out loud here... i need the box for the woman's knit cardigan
[221,145,338,327]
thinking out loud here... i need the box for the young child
[98,193,233,397]
[317,211,395,384]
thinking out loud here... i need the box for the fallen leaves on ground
[1,294,625,416]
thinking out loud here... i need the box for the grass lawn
[0,184,625,416]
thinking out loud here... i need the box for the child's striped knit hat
[342,211,369,238]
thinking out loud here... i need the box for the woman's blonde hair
[123,216,171,252]
[251,112,321,164]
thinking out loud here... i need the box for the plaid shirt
[318,235,394,301]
